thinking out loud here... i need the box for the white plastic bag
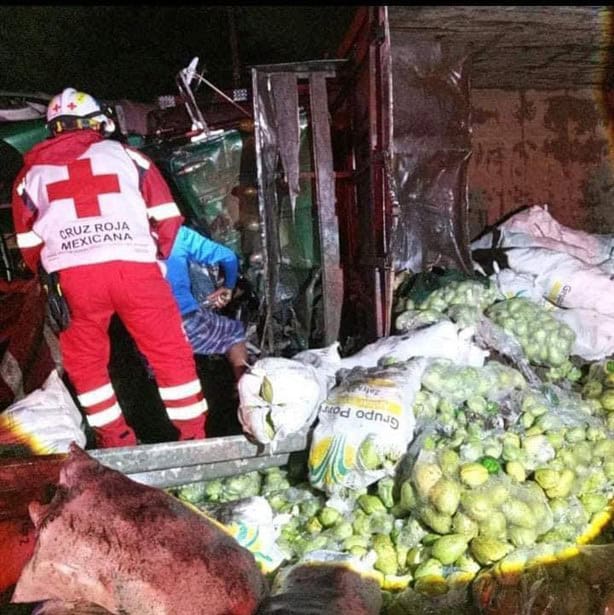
[501,205,614,264]
[293,321,488,393]
[338,320,487,370]
[489,267,545,306]
[551,307,614,361]
[0,370,86,453]
[238,358,327,447]
[293,343,343,392]
[506,247,614,314]
[472,204,614,265]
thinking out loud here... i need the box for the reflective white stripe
[86,403,122,428]
[166,400,208,421]
[126,148,151,169]
[16,231,44,248]
[147,202,181,221]
[78,383,114,407]
[159,379,202,401]
[16,179,26,196]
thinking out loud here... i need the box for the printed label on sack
[547,280,572,307]
[308,364,424,494]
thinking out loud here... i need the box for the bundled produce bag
[414,279,499,314]
[177,470,264,505]
[0,370,86,455]
[420,359,527,408]
[505,247,614,315]
[485,297,578,380]
[394,279,501,334]
[238,357,327,446]
[394,308,447,333]
[579,359,614,418]
[407,448,554,556]
[308,359,428,494]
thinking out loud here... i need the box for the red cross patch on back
[47,158,120,218]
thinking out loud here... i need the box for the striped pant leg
[75,382,137,448]
[158,379,207,440]
[183,308,246,356]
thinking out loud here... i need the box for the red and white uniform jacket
[12,130,183,273]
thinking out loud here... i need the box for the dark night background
[0,6,359,102]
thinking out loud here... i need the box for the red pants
[58,261,206,448]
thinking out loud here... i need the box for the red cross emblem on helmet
[47,88,102,123]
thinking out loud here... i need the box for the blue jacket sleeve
[180,226,239,289]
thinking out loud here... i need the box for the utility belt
[38,265,71,332]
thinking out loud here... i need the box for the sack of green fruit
[308,359,428,494]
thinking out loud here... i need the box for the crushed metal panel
[251,61,346,354]
[309,73,343,344]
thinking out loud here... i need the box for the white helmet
[46,87,115,136]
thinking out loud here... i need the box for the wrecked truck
[3,4,614,612]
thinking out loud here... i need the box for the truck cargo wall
[468,88,613,238]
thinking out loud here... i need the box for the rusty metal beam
[309,73,343,345]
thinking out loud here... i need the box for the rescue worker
[164,224,248,381]
[11,87,207,448]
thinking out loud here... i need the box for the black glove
[39,265,71,332]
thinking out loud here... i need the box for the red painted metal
[332,6,392,351]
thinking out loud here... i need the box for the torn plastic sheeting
[253,70,282,351]
[388,36,473,275]
[253,70,320,353]
[270,72,301,221]
[474,315,542,389]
